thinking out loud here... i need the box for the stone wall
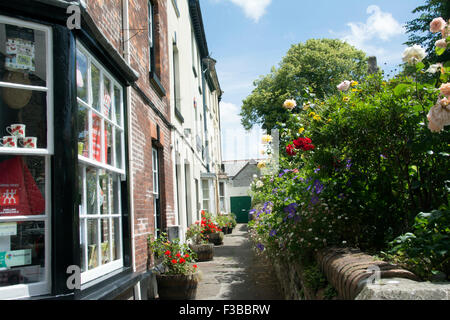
[255,241,450,300]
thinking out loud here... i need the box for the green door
[230,196,252,223]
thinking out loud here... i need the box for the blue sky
[200,0,424,161]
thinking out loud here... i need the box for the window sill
[77,267,150,300]
[175,107,184,124]
[149,71,166,98]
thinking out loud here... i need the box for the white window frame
[152,147,159,238]
[219,181,226,213]
[0,15,53,300]
[76,42,125,285]
[201,179,209,212]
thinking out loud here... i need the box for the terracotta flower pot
[208,232,224,245]
[156,273,199,300]
[189,243,214,261]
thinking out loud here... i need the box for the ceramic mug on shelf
[0,136,18,148]
[20,137,38,149]
[6,124,26,138]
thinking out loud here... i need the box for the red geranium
[179,258,186,264]
[286,144,296,156]
[171,259,177,264]
[164,250,171,256]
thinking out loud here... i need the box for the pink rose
[439,83,450,97]
[430,17,446,33]
[436,39,447,48]
[427,102,450,133]
[337,80,351,92]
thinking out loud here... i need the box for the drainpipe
[122,0,140,299]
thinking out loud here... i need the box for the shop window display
[76,42,124,284]
[0,17,51,299]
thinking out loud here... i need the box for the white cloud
[333,5,407,67]
[228,0,272,22]
[342,5,405,46]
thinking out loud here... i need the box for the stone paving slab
[195,224,283,300]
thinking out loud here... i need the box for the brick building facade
[0,0,175,300]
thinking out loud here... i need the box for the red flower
[193,265,198,269]
[286,144,296,156]
[164,250,171,256]
[176,252,181,258]
[179,258,186,264]
[293,137,315,151]
[171,259,177,264]
[184,254,190,258]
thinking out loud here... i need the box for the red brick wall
[84,0,174,273]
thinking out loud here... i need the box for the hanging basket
[156,273,199,300]
[189,243,214,262]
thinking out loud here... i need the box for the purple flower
[284,203,298,219]
[293,176,298,180]
[249,209,256,216]
[256,243,265,251]
[314,168,320,174]
[272,188,278,194]
[380,154,387,160]
[338,193,344,199]
[311,195,319,205]
[346,159,352,169]
[269,229,277,237]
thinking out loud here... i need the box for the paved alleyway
[195,224,283,300]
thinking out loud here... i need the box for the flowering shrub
[185,210,222,245]
[249,19,449,279]
[148,233,198,275]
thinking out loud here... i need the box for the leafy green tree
[405,0,450,63]
[240,39,367,131]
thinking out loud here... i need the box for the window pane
[79,218,86,272]
[99,170,109,215]
[100,218,110,265]
[86,168,98,215]
[0,24,47,87]
[0,221,45,287]
[112,175,120,214]
[105,123,112,166]
[77,105,89,157]
[111,217,121,261]
[91,114,102,162]
[0,156,45,217]
[87,219,98,270]
[103,76,112,119]
[115,128,122,170]
[1,90,47,149]
[91,64,100,112]
[114,86,121,125]
[76,49,88,102]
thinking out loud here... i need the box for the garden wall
[263,245,450,300]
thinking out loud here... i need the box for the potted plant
[148,233,200,300]
[186,223,214,262]
[216,215,229,234]
[201,211,224,245]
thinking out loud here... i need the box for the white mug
[6,124,26,138]
[20,137,37,149]
[0,136,17,148]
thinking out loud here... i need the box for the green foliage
[248,68,449,277]
[240,39,367,131]
[302,263,327,294]
[323,284,338,300]
[405,0,450,63]
[388,204,450,280]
